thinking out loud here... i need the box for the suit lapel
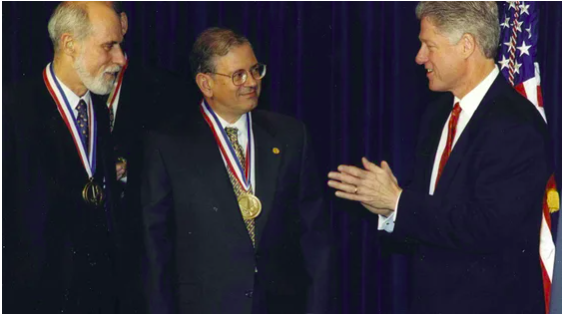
[91,94,119,230]
[41,80,88,181]
[252,118,282,248]
[186,112,283,247]
[189,115,252,239]
[434,74,504,194]
[42,83,118,227]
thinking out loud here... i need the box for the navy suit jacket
[141,109,333,313]
[389,74,551,313]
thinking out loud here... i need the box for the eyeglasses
[210,63,267,86]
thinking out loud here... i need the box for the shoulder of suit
[4,74,50,118]
[484,78,548,132]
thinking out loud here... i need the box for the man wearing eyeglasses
[141,27,332,314]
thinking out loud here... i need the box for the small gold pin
[272,147,280,154]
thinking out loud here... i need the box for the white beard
[73,52,121,95]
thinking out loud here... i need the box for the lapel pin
[272,147,280,154]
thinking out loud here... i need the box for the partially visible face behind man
[73,2,126,95]
[415,17,465,93]
[210,43,262,118]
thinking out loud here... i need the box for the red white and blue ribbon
[200,100,255,192]
[43,63,97,178]
[107,54,128,131]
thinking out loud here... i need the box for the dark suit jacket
[108,60,196,313]
[141,109,332,313]
[388,74,551,313]
[111,59,198,165]
[3,74,120,313]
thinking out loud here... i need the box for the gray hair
[189,27,251,79]
[416,1,499,58]
[48,2,93,51]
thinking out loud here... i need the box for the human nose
[415,44,428,65]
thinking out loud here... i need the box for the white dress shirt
[216,113,257,193]
[378,66,500,232]
[56,74,92,120]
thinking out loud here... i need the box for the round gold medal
[82,178,104,206]
[238,193,262,220]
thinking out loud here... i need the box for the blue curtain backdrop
[3,2,561,313]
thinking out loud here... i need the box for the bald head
[86,1,122,42]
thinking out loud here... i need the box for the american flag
[498,2,558,313]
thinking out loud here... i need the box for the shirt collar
[454,66,499,115]
[55,74,92,109]
[216,113,248,135]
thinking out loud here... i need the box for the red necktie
[435,103,462,190]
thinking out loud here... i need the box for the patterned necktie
[76,99,89,154]
[435,102,462,189]
[224,127,256,247]
[108,105,115,132]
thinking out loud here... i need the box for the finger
[362,157,382,174]
[381,160,398,184]
[328,172,362,186]
[328,180,358,194]
[334,190,372,202]
[337,165,369,179]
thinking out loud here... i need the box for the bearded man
[3,2,126,313]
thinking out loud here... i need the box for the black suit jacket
[108,60,196,313]
[3,74,120,313]
[388,74,551,313]
[111,60,197,165]
[141,109,332,313]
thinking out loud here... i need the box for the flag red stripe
[540,258,551,313]
[514,83,527,98]
[537,85,544,107]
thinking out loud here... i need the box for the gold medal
[238,193,262,220]
[82,178,104,206]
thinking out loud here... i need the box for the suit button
[245,290,253,298]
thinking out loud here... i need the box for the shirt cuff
[377,190,402,233]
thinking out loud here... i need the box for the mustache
[104,65,122,74]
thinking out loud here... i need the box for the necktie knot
[76,99,88,115]
[452,102,462,118]
[224,127,240,144]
